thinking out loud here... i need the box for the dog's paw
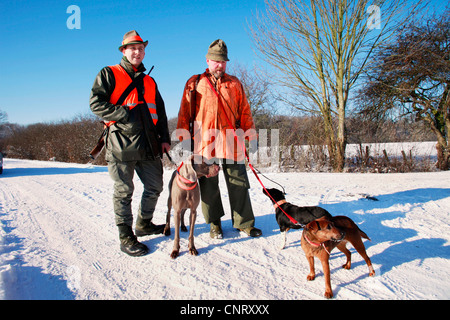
[181,225,188,232]
[324,290,334,299]
[307,273,315,281]
[342,262,351,270]
[163,226,171,236]
[170,250,179,259]
[189,247,199,256]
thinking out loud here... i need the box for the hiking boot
[135,218,165,237]
[210,220,223,239]
[239,227,262,238]
[120,234,150,257]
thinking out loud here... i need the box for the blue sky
[0,0,265,125]
[0,0,445,125]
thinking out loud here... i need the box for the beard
[211,69,225,79]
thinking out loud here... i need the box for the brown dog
[301,216,375,298]
[164,155,220,259]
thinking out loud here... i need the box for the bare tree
[0,110,7,125]
[357,8,450,169]
[0,110,10,152]
[228,63,277,129]
[250,0,423,171]
[2,114,104,164]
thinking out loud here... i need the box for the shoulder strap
[189,74,201,124]
[113,65,146,106]
[188,74,201,152]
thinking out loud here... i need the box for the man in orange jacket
[177,39,261,238]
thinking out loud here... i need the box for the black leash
[252,166,286,195]
[164,150,177,166]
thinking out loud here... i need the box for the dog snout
[332,230,345,242]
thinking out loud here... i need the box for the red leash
[204,75,302,226]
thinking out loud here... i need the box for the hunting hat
[118,30,148,52]
[206,39,229,61]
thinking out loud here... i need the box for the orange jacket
[106,64,158,127]
[177,69,257,161]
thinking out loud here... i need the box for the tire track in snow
[2,159,450,300]
[0,168,127,299]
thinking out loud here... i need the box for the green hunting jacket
[90,57,170,162]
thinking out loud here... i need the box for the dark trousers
[108,158,163,226]
[199,161,255,229]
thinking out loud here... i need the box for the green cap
[206,39,229,61]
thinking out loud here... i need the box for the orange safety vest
[106,64,158,127]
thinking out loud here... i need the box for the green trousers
[199,161,255,229]
[108,158,163,226]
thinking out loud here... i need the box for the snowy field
[0,157,449,300]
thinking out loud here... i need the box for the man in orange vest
[177,39,262,239]
[90,30,171,256]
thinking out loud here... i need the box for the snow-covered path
[0,158,449,300]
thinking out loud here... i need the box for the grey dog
[164,155,220,259]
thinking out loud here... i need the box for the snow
[0,157,449,300]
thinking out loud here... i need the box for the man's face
[122,43,146,67]
[207,59,227,79]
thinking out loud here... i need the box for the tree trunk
[436,143,449,170]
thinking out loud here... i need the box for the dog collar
[304,234,321,247]
[176,163,198,191]
[303,234,331,255]
[273,200,287,208]
[176,172,198,190]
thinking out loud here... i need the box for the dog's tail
[358,228,371,242]
[350,218,372,241]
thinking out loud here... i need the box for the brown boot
[210,220,223,239]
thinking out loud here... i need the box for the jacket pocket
[107,128,146,161]
[114,106,144,134]
[224,163,250,189]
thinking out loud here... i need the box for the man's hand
[161,142,171,154]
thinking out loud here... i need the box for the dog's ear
[305,221,318,233]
